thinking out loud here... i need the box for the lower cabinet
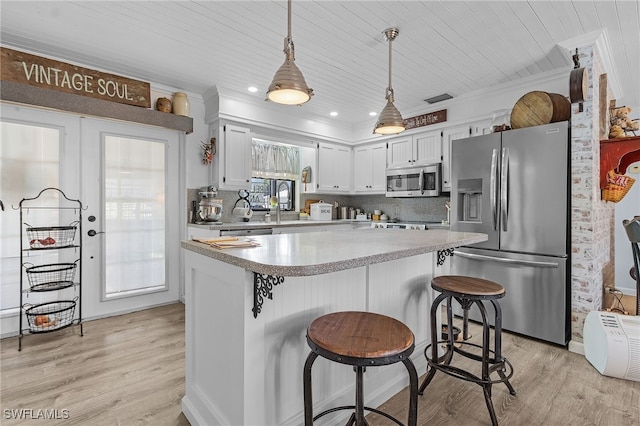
[272,223,355,234]
[187,226,221,240]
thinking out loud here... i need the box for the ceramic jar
[172,92,190,116]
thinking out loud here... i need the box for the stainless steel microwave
[385,164,441,197]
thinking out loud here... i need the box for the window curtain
[252,141,300,180]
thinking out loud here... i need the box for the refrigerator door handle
[500,147,509,231]
[490,148,498,230]
[419,168,424,195]
[453,250,560,268]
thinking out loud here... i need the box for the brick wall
[570,45,616,343]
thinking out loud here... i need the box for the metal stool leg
[354,366,367,426]
[303,351,319,425]
[401,357,419,426]
[476,301,499,426]
[419,293,449,394]
[491,300,516,396]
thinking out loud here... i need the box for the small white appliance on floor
[583,311,640,382]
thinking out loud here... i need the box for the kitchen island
[181,228,487,426]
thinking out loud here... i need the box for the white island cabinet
[181,229,487,426]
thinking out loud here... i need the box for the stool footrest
[423,341,515,386]
[314,405,404,426]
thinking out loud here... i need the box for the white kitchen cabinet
[353,142,386,193]
[211,124,252,191]
[441,125,471,192]
[317,142,351,193]
[387,130,441,168]
[187,225,221,240]
[272,223,354,234]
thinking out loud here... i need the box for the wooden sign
[1,47,151,108]
[404,109,447,130]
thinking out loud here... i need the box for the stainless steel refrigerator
[450,121,570,346]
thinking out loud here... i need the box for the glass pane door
[0,107,80,312]
[80,117,180,312]
[103,135,166,297]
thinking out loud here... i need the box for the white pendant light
[266,0,313,106]
[374,28,405,135]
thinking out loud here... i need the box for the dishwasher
[219,228,273,237]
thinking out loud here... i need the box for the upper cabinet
[317,142,351,193]
[353,142,387,193]
[211,124,252,191]
[387,130,441,168]
[441,126,471,192]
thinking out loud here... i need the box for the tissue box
[310,202,333,221]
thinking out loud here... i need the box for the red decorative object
[600,136,640,189]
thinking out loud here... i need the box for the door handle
[87,229,105,237]
[500,147,509,232]
[490,149,498,231]
[453,250,560,268]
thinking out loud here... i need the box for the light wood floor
[2,302,639,425]
[1,303,189,426]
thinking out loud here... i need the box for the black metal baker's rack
[18,187,84,350]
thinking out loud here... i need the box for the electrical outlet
[604,287,617,294]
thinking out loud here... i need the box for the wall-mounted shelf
[599,136,640,189]
[1,80,193,134]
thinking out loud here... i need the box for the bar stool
[419,276,516,426]
[303,311,418,426]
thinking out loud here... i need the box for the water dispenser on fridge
[456,178,483,223]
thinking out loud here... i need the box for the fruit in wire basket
[34,315,49,326]
[42,237,56,245]
[34,315,58,327]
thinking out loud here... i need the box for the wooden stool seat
[304,311,418,425]
[432,275,505,298]
[307,311,414,361]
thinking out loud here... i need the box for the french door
[80,118,181,318]
[0,104,181,324]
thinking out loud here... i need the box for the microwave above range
[385,164,441,197]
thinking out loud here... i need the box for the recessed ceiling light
[369,112,378,116]
[330,111,338,117]
[248,86,258,93]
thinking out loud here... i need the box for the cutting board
[304,199,321,214]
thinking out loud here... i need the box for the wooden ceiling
[1,1,638,125]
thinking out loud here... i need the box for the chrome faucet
[276,181,290,225]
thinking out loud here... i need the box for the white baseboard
[0,300,184,340]
[568,339,585,355]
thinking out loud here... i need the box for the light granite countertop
[181,228,486,277]
[188,219,451,230]
[188,219,364,230]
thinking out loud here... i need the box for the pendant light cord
[385,29,397,102]
[285,0,294,60]
[288,0,292,39]
[388,39,393,92]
